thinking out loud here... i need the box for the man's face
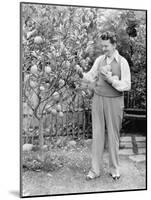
[101,39,116,57]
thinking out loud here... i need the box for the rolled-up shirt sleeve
[82,56,102,83]
[111,57,131,92]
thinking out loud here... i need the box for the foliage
[23,150,64,172]
[22,137,88,172]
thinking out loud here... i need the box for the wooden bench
[123,108,146,120]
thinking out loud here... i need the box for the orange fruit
[52,92,60,101]
[40,86,45,91]
[45,66,51,73]
[30,65,38,74]
[59,79,65,87]
[34,36,43,44]
[51,108,57,115]
[56,104,62,112]
[58,111,64,118]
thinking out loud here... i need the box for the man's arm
[112,58,131,91]
[81,56,102,83]
[102,57,131,92]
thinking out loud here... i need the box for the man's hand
[80,81,88,90]
[101,71,113,84]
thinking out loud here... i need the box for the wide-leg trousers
[91,94,124,175]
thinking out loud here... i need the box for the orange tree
[22,4,100,148]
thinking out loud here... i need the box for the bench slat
[124,113,146,119]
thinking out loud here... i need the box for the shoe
[86,170,100,180]
[109,172,121,180]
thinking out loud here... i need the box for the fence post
[39,118,44,149]
[77,95,80,139]
[83,109,86,140]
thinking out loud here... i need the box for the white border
[0,0,150,199]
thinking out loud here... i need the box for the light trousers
[91,94,124,175]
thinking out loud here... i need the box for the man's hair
[100,31,117,44]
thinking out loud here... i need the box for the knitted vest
[94,56,123,97]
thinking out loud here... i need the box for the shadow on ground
[9,190,20,197]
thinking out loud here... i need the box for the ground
[22,136,146,197]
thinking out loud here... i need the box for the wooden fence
[22,91,146,145]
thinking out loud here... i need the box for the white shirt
[83,50,131,92]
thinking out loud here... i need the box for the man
[80,31,131,180]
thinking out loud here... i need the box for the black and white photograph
[20,2,147,198]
